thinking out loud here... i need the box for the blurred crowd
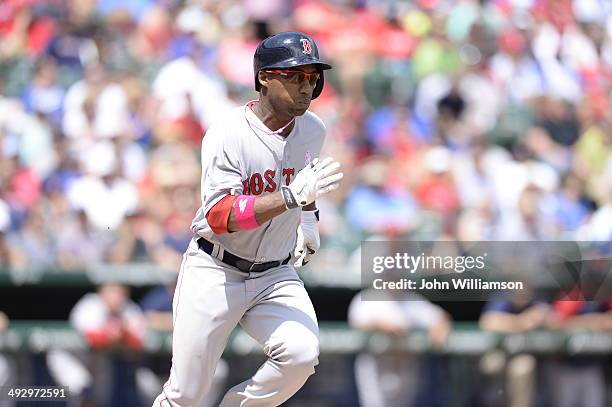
[348,284,612,407]
[0,0,611,275]
[0,1,611,406]
[2,280,608,407]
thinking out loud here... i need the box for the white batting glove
[294,210,320,267]
[281,157,343,209]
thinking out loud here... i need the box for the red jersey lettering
[282,168,295,186]
[250,173,264,195]
[242,177,251,195]
[264,170,277,192]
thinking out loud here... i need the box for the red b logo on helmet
[300,38,312,55]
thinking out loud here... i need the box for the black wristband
[281,186,299,209]
[314,209,320,221]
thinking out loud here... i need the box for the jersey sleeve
[200,121,244,215]
[306,111,327,158]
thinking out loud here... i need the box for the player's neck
[252,100,295,137]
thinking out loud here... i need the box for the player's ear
[258,71,269,87]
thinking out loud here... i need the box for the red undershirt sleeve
[206,195,237,234]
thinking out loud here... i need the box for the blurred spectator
[480,294,549,334]
[413,146,460,219]
[137,281,175,405]
[550,172,592,233]
[71,283,146,351]
[2,155,42,214]
[0,312,7,332]
[140,280,175,332]
[151,35,234,141]
[0,231,10,268]
[0,311,14,407]
[345,156,418,234]
[348,289,451,407]
[479,288,550,407]
[62,63,130,142]
[495,184,555,240]
[435,85,472,147]
[21,57,64,127]
[109,209,181,271]
[66,150,139,231]
[17,111,57,180]
[67,283,147,407]
[6,205,56,271]
[56,209,110,271]
[546,297,612,407]
[139,282,228,407]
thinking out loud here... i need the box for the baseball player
[152,32,343,407]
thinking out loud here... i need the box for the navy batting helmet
[254,32,332,100]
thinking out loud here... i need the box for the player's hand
[281,157,343,209]
[294,210,320,267]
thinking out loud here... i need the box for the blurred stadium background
[0,0,611,406]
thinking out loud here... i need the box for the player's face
[261,65,320,117]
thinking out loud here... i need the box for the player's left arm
[294,116,327,266]
[209,156,341,234]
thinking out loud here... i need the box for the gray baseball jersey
[190,101,326,263]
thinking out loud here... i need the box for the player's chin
[291,101,311,115]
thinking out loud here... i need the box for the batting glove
[294,210,320,267]
[281,157,343,209]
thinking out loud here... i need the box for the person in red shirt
[547,293,612,407]
[67,283,147,406]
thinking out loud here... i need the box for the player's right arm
[225,192,287,232]
[207,157,343,233]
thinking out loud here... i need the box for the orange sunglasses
[264,69,321,86]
